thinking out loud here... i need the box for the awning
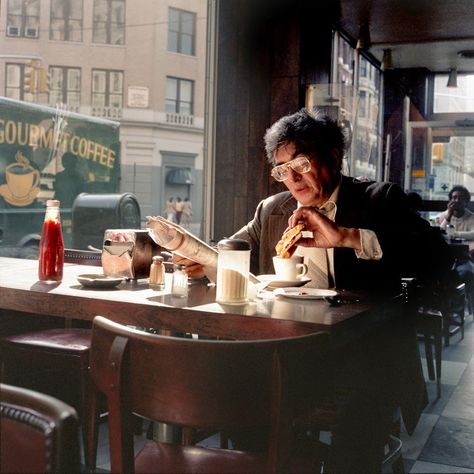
[166,168,194,185]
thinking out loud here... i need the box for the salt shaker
[172,264,188,297]
[149,255,165,290]
[216,239,251,305]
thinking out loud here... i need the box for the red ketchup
[38,199,64,282]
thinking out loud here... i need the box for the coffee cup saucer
[0,184,40,206]
[257,274,311,289]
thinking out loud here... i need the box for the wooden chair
[88,315,331,474]
[0,249,101,470]
[0,383,80,473]
[415,280,465,399]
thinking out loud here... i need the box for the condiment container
[446,224,455,241]
[38,199,64,283]
[216,238,250,305]
[171,264,188,297]
[149,255,165,289]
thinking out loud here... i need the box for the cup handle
[32,169,40,188]
[297,263,308,278]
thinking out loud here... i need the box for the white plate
[77,274,124,289]
[257,274,311,289]
[274,288,337,300]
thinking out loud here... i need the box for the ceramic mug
[272,255,308,281]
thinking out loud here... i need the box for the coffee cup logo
[0,151,40,206]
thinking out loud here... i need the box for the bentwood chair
[0,383,80,473]
[88,315,331,474]
[0,249,101,470]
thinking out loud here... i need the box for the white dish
[274,288,337,300]
[257,274,311,289]
[77,274,123,289]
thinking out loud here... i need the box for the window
[50,0,83,41]
[404,73,474,202]
[5,63,37,101]
[92,69,123,108]
[7,0,40,38]
[168,7,196,55]
[93,0,125,45]
[166,77,194,115]
[49,66,81,107]
[433,74,474,114]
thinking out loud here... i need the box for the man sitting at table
[174,108,452,473]
[437,184,474,298]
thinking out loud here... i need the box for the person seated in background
[437,184,474,295]
[438,185,474,240]
[174,108,453,473]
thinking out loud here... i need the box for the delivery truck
[0,97,121,257]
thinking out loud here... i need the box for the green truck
[0,97,121,257]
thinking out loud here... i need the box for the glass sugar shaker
[149,255,165,290]
[216,238,251,305]
[171,263,188,297]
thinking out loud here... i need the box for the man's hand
[171,254,206,279]
[288,206,361,250]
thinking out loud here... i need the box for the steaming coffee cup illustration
[6,162,40,199]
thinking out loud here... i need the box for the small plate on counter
[273,288,337,300]
[257,274,311,289]
[77,274,124,289]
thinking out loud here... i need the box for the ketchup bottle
[38,199,64,282]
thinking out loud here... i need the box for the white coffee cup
[272,255,308,281]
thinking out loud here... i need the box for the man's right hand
[171,254,206,279]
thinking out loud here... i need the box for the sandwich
[275,223,305,258]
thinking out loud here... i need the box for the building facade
[0,0,207,227]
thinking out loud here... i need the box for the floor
[90,314,474,473]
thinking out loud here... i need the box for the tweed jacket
[232,175,453,434]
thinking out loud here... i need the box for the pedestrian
[175,197,184,225]
[181,197,193,228]
[164,197,176,222]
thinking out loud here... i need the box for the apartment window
[166,77,194,115]
[50,0,83,41]
[93,0,125,45]
[7,0,40,38]
[92,70,123,108]
[5,63,36,101]
[49,67,81,107]
[168,8,196,55]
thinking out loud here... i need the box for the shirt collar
[297,179,340,219]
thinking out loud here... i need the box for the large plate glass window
[50,0,83,42]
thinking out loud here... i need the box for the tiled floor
[401,314,474,473]
[91,314,474,473]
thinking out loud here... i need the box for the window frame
[92,0,126,45]
[50,0,83,42]
[91,68,124,108]
[49,66,81,107]
[166,76,194,115]
[6,0,40,39]
[168,7,196,56]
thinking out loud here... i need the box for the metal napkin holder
[101,229,161,280]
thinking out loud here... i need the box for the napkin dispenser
[102,229,161,279]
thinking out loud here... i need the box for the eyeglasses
[270,155,312,182]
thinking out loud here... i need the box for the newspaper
[146,216,218,282]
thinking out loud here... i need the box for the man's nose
[287,168,302,182]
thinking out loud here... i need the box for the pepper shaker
[149,255,165,290]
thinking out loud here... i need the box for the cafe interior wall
[212,0,437,241]
[212,0,336,241]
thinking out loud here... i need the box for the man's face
[449,190,468,216]
[273,142,339,208]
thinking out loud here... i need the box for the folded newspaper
[146,215,218,283]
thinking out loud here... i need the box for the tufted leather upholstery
[0,383,80,473]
